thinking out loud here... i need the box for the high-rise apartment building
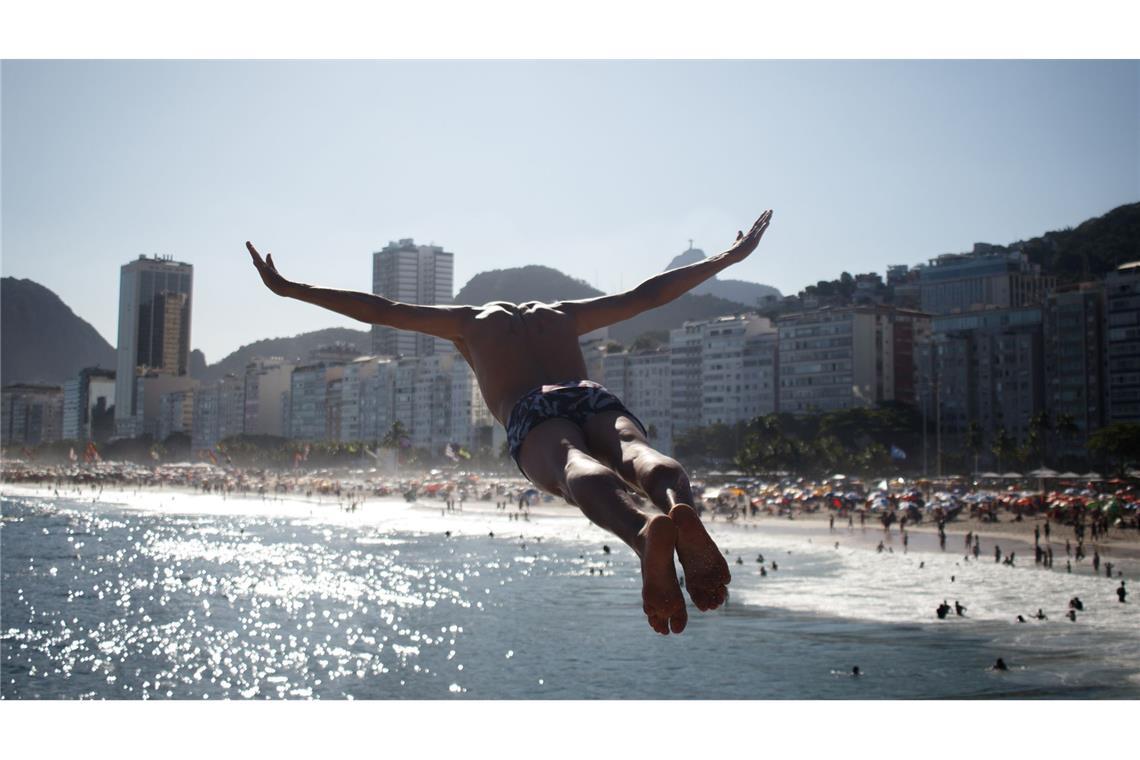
[777,305,928,413]
[1044,284,1105,456]
[917,245,1054,315]
[62,368,116,442]
[916,306,1044,444]
[371,239,454,358]
[2,384,64,446]
[242,358,294,437]
[1105,261,1140,424]
[700,315,778,426]
[114,255,193,437]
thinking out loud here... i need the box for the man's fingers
[246,241,265,266]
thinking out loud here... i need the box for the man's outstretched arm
[246,242,468,340]
[563,210,772,335]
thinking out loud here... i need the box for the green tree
[1087,423,1140,475]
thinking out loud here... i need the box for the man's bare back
[457,301,592,424]
[246,210,772,634]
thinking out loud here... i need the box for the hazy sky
[2,60,1137,363]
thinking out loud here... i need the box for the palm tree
[1055,413,1079,465]
[966,422,985,475]
[1028,411,1052,466]
[991,427,1015,472]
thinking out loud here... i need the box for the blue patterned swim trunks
[506,379,647,477]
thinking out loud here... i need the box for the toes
[645,607,670,635]
[670,604,688,634]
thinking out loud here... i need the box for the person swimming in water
[247,212,772,635]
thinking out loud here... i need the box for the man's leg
[583,411,731,611]
[516,417,687,635]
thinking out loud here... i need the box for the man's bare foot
[638,514,688,635]
[670,503,731,611]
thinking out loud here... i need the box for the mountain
[196,327,372,383]
[453,265,601,304]
[1009,202,1140,283]
[1,277,116,386]
[664,245,782,307]
[453,264,756,343]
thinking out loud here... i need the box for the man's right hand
[246,241,296,297]
[722,210,773,264]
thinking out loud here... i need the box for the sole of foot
[670,503,731,612]
[640,513,688,635]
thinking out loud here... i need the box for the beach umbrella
[1058,471,1081,479]
[1081,472,1103,481]
[980,472,1001,479]
[1029,467,1059,478]
[1002,472,1023,479]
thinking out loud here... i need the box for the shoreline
[5,479,1136,581]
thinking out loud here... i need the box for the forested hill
[1013,202,1140,282]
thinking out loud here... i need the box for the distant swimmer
[1119,581,1128,603]
[1066,610,1077,622]
[760,566,768,577]
[1034,609,1047,620]
[955,601,967,616]
[1016,615,1027,623]
[936,601,951,619]
[756,553,764,563]
[852,666,861,677]
[248,212,773,636]
[1069,596,1083,611]
[736,556,743,565]
[771,561,779,571]
[920,561,925,569]
[602,545,611,554]
[992,658,1009,671]
[445,530,452,538]
[995,545,1002,563]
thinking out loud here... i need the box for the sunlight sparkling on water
[3,485,1139,699]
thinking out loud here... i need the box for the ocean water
[2,487,1138,699]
